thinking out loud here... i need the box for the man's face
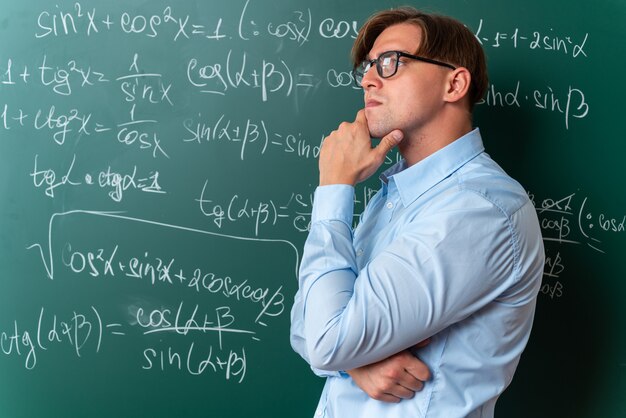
[362,23,449,140]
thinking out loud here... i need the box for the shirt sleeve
[289,184,354,377]
[292,184,533,372]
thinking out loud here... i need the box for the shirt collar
[380,128,485,207]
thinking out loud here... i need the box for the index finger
[404,359,431,383]
[354,109,368,125]
[396,371,425,393]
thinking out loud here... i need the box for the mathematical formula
[33,1,359,44]
[61,242,286,325]
[474,18,589,59]
[533,191,625,299]
[0,304,249,382]
[478,81,589,129]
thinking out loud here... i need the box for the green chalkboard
[1,1,624,417]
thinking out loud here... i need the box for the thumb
[374,129,404,158]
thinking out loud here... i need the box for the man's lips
[365,99,382,108]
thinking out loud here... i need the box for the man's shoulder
[452,154,532,217]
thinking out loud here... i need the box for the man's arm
[290,109,410,382]
[299,187,515,371]
[313,110,429,399]
[346,339,432,402]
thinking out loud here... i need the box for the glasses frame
[352,50,457,87]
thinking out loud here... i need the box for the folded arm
[291,186,516,372]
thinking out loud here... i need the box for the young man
[290,7,544,418]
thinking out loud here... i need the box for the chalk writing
[267,9,312,46]
[478,81,589,129]
[0,306,122,370]
[60,242,285,326]
[318,17,359,39]
[142,343,246,382]
[0,304,248,381]
[118,54,174,107]
[35,4,225,41]
[530,191,625,299]
[28,209,299,280]
[20,209,299,382]
[196,187,291,235]
[32,1,350,46]
[182,113,324,161]
[30,154,165,201]
[186,50,314,101]
[473,19,589,58]
[326,67,360,89]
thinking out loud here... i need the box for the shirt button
[356,248,364,257]
[315,409,323,417]
[386,201,394,209]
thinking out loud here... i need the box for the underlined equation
[30,153,165,202]
[186,49,316,101]
[530,191,625,299]
[472,18,589,59]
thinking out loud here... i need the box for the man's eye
[381,57,397,67]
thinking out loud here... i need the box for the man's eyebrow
[367,49,414,60]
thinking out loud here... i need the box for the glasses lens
[378,51,399,78]
[352,70,363,86]
[353,60,369,86]
[353,51,400,86]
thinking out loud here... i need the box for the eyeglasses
[352,50,456,87]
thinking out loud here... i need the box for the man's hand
[319,110,403,186]
[346,343,431,403]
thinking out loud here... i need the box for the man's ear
[444,67,471,104]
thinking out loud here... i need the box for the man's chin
[366,123,390,139]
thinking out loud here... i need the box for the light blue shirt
[290,129,545,418]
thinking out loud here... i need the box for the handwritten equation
[532,191,625,299]
[0,305,248,382]
[0,306,119,370]
[183,113,323,161]
[16,209,300,382]
[1,52,314,105]
[31,154,165,201]
[33,1,359,44]
[195,183,383,236]
[478,81,589,130]
[473,18,589,58]
[61,242,285,326]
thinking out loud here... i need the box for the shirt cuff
[311,185,354,225]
